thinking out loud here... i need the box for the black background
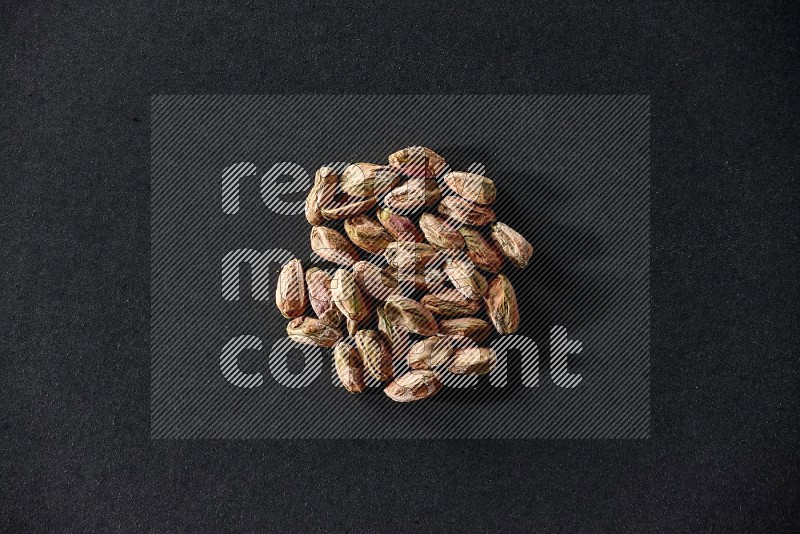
[1,1,797,531]
[151,95,650,439]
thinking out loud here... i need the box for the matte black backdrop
[1,1,797,531]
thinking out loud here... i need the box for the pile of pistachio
[275,146,533,402]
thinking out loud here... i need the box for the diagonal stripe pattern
[151,95,650,439]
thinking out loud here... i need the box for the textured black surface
[151,95,650,439]
[1,0,797,531]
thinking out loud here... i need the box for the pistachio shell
[354,330,393,382]
[384,241,437,270]
[384,370,443,402]
[419,213,466,250]
[305,267,342,326]
[275,259,308,319]
[377,207,424,242]
[320,195,377,220]
[437,317,493,345]
[443,258,488,300]
[383,178,441,212]
[484,275,520,334]
[305,167,338,225]
[448,347,496,375]
[421,289,481,317]
[340,163,401,197]
[377,305,409,353]
[458,226,505,273]
[286,316,342,348]
[344,214,394,253]
[490,222,533,268]
[310,227,360,266]
[391,264,444,292]
[384,295,439,336]
[387,146,447,179]
[438,195,496,226]
[443,171,496,204]
[318,307,344,328]
[346,317,360,336]
[330,269,369,321]
[333,342,366,393]
[407,337,455,370]
[352,261,399,301]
